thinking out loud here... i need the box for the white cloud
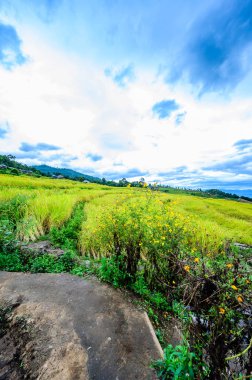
[0,20,251,188]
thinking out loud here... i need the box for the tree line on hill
[0,155,251,201]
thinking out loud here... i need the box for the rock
[20,241,65,258]
[233,243,252,250]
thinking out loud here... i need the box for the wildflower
[237,295,243,303]
[219,307,225,315]
[231,285,238,291]
[184,265,190,272]
[226,263,233,269]
[194,257,199,263]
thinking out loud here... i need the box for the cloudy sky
[0,0,251,190]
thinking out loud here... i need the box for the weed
[153,343,209,380]
[50,202,85,250]
[99,254,132,288]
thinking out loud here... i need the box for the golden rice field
[0,174,251,246]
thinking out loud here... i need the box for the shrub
[0,252,23,271]
[99,254,131,288]
[153,343,209,380]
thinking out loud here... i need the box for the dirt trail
[0,272,162,380]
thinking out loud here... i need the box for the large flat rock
[0,272,162,380]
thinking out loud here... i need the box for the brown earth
[0,272,162,380]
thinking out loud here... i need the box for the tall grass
[166,194,252,245]
[0,173,251,245]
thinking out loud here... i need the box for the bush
[0,252,23,271]
[153,344,209,380]
[99,254,131,288]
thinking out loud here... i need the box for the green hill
[34,165,101,183]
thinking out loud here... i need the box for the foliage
[153,344,209,380]
[29,251,76,273]
[99,254,131,288]
[50,201,85,250]
[34,164,102,183]
[0,250,77,274]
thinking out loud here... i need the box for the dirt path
[0,272,162,380]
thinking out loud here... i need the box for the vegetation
[0,154,42,176]
[159,186,252,203]
[0,173,251,379]
[34,164,102,183]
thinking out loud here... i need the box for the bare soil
[0,272,162,380]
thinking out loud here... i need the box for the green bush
[0,252,23,271]
[0,220,17,254]
[29,251,76,273]
[153,344,209,380]
[99,254,131,288]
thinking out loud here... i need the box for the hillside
[34,164,101,183]
[0,154,41,176]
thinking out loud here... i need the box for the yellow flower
[226,263,233,269]
[194,257,199,263]
[184,265,190,272]
[237,295,243,303]
[231,285,238,291]
[219,307,225,315]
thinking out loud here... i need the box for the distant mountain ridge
[34,165,101,183]
[221,189,252,199]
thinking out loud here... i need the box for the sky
[0,0,251,190]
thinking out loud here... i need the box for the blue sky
[0,0,251,189]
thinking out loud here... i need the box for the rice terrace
[0,167,251,379]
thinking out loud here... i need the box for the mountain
[220,189,252,198]
[34,165,101,183]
